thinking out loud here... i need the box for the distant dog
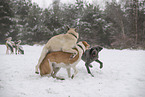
[18,45,24,54]
[35,26,79,74]
[81,46,103,77]
[14,40,24,54]
[39,41,90,80]
[5,37,15,54]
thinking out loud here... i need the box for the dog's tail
[39,58,53,76]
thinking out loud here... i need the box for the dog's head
[66,25,79,39]
[5,37,12,41]
[90,46,103,58]
[15,40,21,45]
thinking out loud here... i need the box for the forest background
[0,0,145,49]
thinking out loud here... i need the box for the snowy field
[0,45,145,97]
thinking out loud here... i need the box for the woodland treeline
[0,0,145,49]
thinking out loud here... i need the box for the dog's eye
[92,52,96,55]
[92,50,97,57]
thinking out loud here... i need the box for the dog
[5,37,15,54]
[81,46,103,77]
[18,45,24,54]
[14,40,24,54]
[39,41,90,80]
[35,26,79,74]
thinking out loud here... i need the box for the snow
[31,0,101,9]
[0,45,145,97]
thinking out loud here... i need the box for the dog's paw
[70,54,75,58]
[91,74,94,77]
[100,64,103,69]
[71,75,74,79]
[69,54,75,60]
[60,78,65,80]
[70,52,77,58]
[88,64,93,68]
[35,71,39,74]
[56,77,65,80]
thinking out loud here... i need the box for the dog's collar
[69,33,77,39]
[77,44,84,53]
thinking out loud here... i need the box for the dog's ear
[96,46,103,52]
[66,25,70,30]
[82,41,90,48]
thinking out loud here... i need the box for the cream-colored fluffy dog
[35,26,79,74]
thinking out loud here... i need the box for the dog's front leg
[51,67,64,80]
[15,46,18,55]
[85,62,94,77]
[62,48,78,58]
[88,64,93,68]
[71,67,78,79]
[95,59,103,69]
[51,67,60,77]
[67,68,71,78]
[6,47,9,54]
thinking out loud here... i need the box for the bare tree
[53,0,60,15]
[134,0,138,44]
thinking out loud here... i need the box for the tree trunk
[135,0,138,44]
[120,20,125,39]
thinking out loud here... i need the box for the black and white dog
[14,40,24,54]
[81,46,103,77]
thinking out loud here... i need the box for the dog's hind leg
[71,66,78,79]
[39,59,53,76]
[35,47,49,74]
[95,59,103,69]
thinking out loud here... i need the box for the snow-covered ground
[0,45,145,97]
